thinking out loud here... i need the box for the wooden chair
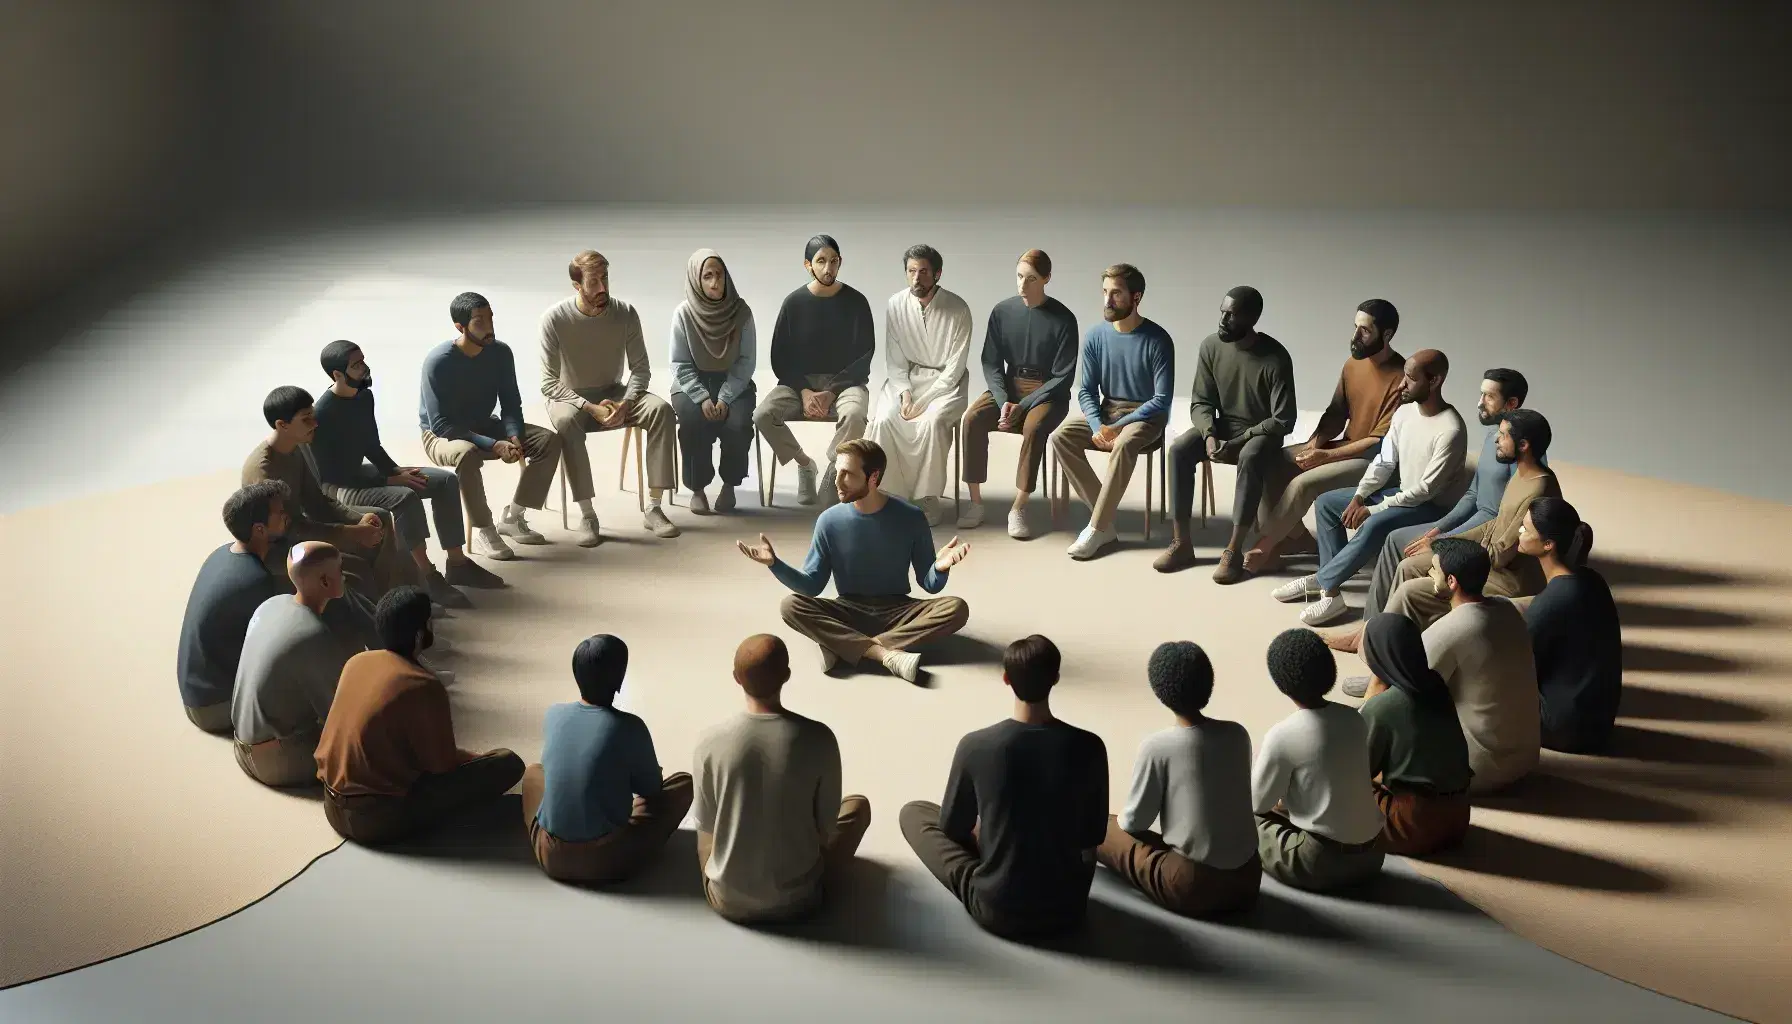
[551,424,674,529]
[1050,431,1209,541]
[755,414,839,507]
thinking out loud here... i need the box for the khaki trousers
[780,593,969,665]
[1096,816,1261,919]
[960,380,1066,493]
[421,421,561,530]
[1254,449,1374,548]
[1048,400,1164,533]
[699,795,872,924]
[520,764,694,884]
[234,728,323,788]
[1255,811,1384,893]
[753,376,870,468]
[323,749,526,846]
[548,385,677,500]
[1383,551,1538,630]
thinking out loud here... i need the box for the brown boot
[1153,521,1198,573]
[1212,548,1246,584]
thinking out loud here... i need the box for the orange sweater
[316,650,469,797]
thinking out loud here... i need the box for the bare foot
[1242,546,1280,574]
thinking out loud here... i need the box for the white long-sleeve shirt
[1251,702,1384,845]
[1354,402,1469,515]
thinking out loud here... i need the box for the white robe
[867,286,972,500]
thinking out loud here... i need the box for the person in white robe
[866,244,972,526]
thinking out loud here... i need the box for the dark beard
[1494,448,1517,465]
[1350,337,1383,360]
[1478,408,1500,426]
[1217,323,1245,342]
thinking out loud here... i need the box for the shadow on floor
[1586,555,1753,588]
[1427,826,1670,893]
[1022,897,1225,976]
[380,794,537,866]
[1619,685,1768,724]
[1622,642,1750,675]
[1602,724,1778,768]
[1473,771,1705,824]
[1614,601,1762,629]
[925,633,1005,668]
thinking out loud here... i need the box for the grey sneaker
[956,501,985,529]
[575,515,602,547]
[919,496,946,527]
[445,557,505,589]
[715,484,738,513]
[422,567,472,609]
[643,505,681,538]
[497,513,547,545]
[818,470,840,508]
[1342,675,1372,699]
[473,528,514,561]
[689,489,712,515]
[796,461,819,505]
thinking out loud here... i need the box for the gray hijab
[678,248,749,372]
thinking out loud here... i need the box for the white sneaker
[881,649,921,683]
[474,527,515,561]
[1299,593,1351,626]
[919,496,946,527]
[1272,574,1318,603]
[1067,525,1117,560]
[1007,507,1032,539]
[956,501,985,529]
[575,515,602,547]
[1341,675,1372,699]
[818,471,840,508]
[796,461,819,505]
[643,505,681,538]
[498,511,547,545]
[819,644,841,674]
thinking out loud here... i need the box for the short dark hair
[222,480,290,542]
[1501,408,1552,458]
[262,386,314,428]
[1529,496,1594,567]
[805,234,840,262]
[902,244,942,275]
[1147,641,1215,717]
[1266,629,1335,705]
[1432,537,1491,596]
[571,634,628,705]
[1482,367,1529,405]
[1102,262,1146,296]
[1358,298,1400,334]
[374,585,434,654]
[1004,634,1061,702]
[450,291,490,328]
[320,339,360,381]
[835,437,886,485]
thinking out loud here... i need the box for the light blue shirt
[671,309,757,407]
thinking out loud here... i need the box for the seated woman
[669,248,757,514]
[1098,641,1260,918]
[1357,614,1473,856]
[1253,629,1386,892]
[1518,497,1622,753]
[521,634,693,884]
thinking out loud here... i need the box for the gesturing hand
[933,535,971,573]
[1342,497,1371,530]
[737,532,777,566]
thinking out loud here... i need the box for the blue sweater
[1434,428,1514,536]
[771,498,948,598]
[1076,319,1175,430]
[417,340,525,450]
[535,703,662,843]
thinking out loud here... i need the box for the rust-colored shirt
[1325,353,1406,445]
[315,650,467,796]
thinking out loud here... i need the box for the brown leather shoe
[1153,542,1198,574]
[1212,548,1246,584]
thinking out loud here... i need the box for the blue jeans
[326,467,466,552]
[1313,487,1450,594]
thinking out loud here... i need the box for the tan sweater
[1457,465,1560,570]
[242,440,360,546]
[539,296,651,408]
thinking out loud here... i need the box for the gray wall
[225,0,1791,210]
[0,0,221,320]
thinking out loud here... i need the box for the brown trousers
[1095,816,1262,919]
[900,799,1089,937]
[520,764,693,883]
[234,728,323,788]
[1375,782,1471,856]
[780,593,969,665]
[698,795,872,924]
[1048,399,1164,533]
[323,748,526,846]
[421,421,561,530]
[959,380,1066,492]
[547,385,678,499]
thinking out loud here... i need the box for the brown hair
[733,634,790,701]
[569,250,609,285]
[1102,263,1145,296]
[835,437,887,484]
[1019,249,1052,278]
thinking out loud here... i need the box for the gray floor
[0,796,1733,1024]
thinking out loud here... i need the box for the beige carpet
[3,443,1788,1021]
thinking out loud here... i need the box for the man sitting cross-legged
[901,635,1108,938]
[520,634,694,884]
[177,482,294,733]
[1097,641,1261,918]
[1253,629,1386,892]
[316,586,525,845]
[738,438,970,684]
[692,634,871,925]
[231,542,360,787]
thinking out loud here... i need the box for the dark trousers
[323,749,525,846]
[899,800,1089,938]
[1095,816,1261,918]
[1169,428,1282,534]
[521,765,694,884]
[670,379,756,488]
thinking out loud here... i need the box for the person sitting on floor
[738,438,970,684]
[315,586,525,845]
[1253,629,1386,892]
[902,635,1107,937]
[1355,614,1473,856]
[1097,641,1260,918]
[1519,497,1622,754]
[1420,538,1540,793]
[177,481,293,733]
[520,634,694,884]
[231,542,360,787]
[692,634,872,925]
[669,249,759,514]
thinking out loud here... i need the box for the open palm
[933,536,970,573]
[737,532,777,566]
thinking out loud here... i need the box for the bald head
[1401,349,1451,405]
[287,541,344,603]
[733,633,790,702]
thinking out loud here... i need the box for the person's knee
[899,800,939,840]
[1169,429,1204,462]
[939,596,970,630]
[548,403,582,437]
[779,593,817,625]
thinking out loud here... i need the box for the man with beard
[1156,286,1297,581]
[421,291,563,561]
[1243,301,1407,577]
[958,249,1079,538]
[865,245,974,526]
[752,235,876,507]
[737,438,971,685]
[1049,264,1174,560]
[1272,350,1468,626]
[541,250,682,544]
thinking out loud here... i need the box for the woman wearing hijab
[1357,613,1473,855]
[670,249,758,513]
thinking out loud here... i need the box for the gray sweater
[231,596,357,744]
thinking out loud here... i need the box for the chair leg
[559,466,569,531]
[635,428,646,513]
[1144,452,1153,543]
[754,429,766,506]
[953,425,961,517]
